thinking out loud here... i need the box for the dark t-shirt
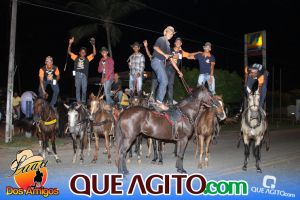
[112,79,122,91]
[152,36,171,60]
[195,53,215,74]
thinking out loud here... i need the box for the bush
[174,68,243,104]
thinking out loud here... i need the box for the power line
[132,0,242,43]
[18,0,243,54]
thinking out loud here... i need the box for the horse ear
[99,95,104,100]
[75,104,81,110]
[90,93,95,99]
[64,104,70,109]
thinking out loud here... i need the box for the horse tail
[264,128,270,151]
[114,117,123,168]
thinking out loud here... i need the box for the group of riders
[36,25,268,113]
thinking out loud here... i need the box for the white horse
[241,90,267,173]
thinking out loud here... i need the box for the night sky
[1,0,299,96]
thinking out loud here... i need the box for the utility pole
[5,0,18,143]
[271,65,275,123]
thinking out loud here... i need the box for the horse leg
[146,138,152,158]
[198,135,204,169]
[38,139,43,156]
[46,139,53,155]
[194,136,198,159]
[51,133,61,163]
[242,138,250,171]
[173,143,177,157]
[204,135,212,168]
[42,137,47,159]
[79,132,84,164]
[157,140,163,165]
[176,137,189,173]
[71,134,77,163]
[105,132,112,164]
[152,139,158,164]
[119,137,134,175]
[136,135,142,164]
[92,132,99,163]
[254,138,263,173]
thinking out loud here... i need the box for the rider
[166,37,199,105]
[68,37,96,104]
[98,46,115,105]
[111,73,123,104]
[194,42,216,95]
[38,56,60,107]
[151,26,183,111]
[244,63,268,108]
[13,92,21,119]
[128,42,145,97]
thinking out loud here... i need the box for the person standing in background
[38,56,60,107]
[98,47,115,105]
[68,37,96,104]
[12,92,21,119]
[128,42,145,97]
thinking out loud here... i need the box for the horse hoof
[256,168,262,173]
[242,166,247,171]
[138,159,142,165]
[80,160,84,164]
[177,168,187,174]
[91,159,97,164]
[151,160,157,164]
[108,160,112,164]
[158,161,163,165]
[56,159,61,164]
[197,164,203,169]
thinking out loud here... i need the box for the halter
[244,92,263,129]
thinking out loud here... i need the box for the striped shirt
[128,52,145,76]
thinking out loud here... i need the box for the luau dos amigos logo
[6,149,59,197]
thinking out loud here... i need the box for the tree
[174,68,243,104]
[67,0,144,57]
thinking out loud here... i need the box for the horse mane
[178,86,209,107]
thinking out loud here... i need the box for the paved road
[0,128,299,199]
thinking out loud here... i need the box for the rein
[180,76,191,94]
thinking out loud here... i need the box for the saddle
[151,105,184,139]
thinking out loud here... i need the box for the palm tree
[67,0,144,57]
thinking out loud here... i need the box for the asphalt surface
[0,127,299,198]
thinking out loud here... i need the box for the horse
[89,94,114,164]
[64,103,90,164]
[33,98,61,163]
[195,95,226,169]
[115,86,213,174]
[241,89,267,173]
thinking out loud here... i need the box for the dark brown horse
[33,98,61,163]
[115,86,212,174]
[195,95,226,169]
[90,94,114,164]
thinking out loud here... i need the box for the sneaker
[156,101,169,111]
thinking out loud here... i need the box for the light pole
[5,0,18,143]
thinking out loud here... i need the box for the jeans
[151,58,168,102]
[114,91,123,103]
[75,72,88,104]
[129,74,143,94]
[25,101,32,118]
[104,79,114,105]
[39,80,59,106]
[197,73,215,95]
[260,72,268,107]
[245,73,268,108]
[151,71,158,97]
[166,65,175,104]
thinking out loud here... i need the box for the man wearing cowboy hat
[98,46,115,105]
[151,26,183,111]
[194,42,216,95]
[127,42,145,97]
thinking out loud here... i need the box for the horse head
[212,95,227,121]
[64,103,81,133]
[248,89,260,112]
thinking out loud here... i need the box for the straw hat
[10,149,44,170]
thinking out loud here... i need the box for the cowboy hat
[10,149,44,171]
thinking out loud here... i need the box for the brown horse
[195,95,226,169]
[115,86,212,174]
[89,94,114,164]
[33,98,61,163]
